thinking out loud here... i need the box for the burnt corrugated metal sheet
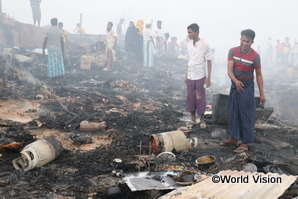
[159,170,297,199]
[124,171,182,192]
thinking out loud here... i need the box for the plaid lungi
[47,51,65,78]
[227,85,256,144]
[155,37,165,56]
[186,77,206,115]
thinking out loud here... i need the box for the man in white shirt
[153,20,166,57]
[143,23,155,67]
[105,21,117,70]
[185,23,212,129]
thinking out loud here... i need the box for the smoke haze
[3,0,298,53]
[3,0,298,123]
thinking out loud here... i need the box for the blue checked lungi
[143,40,154,67]
[47,51,65,78]
[227,84,256,144]
[186,77,206,115]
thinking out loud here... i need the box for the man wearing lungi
[221,29,266,153]
[185,23,212,129]
[153,20,166,57]
[104,22,117,71]
[143,23,155,67]
[43,18,65,78]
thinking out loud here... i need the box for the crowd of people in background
[260,36,298,66]
[29,0,297,70]
[40,15,298,78]
[119,19,298,69]
[116,19,298,70]
[122,19,184,67]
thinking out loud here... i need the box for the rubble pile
[0,18,298,199]
[0,13,45,48]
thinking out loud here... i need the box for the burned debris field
[1,22,298,199]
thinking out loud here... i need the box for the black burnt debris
[0,19,298,199]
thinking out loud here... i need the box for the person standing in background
[167,37,179,57]
[142,23,155,67]
[74,23,86,34]
[58,22,71,66]
[43,18,65,78]
[30,0,41,26]
[282,37,291,65]
[135,19,144,63]
[291,42,298,64]
[104,21,117,70]
[117,18,125,49]
[180,35,190,57]
[125,21,138,59]
[153,20,166,57]
[265,37,273,63]
[275,39,282,64]
[165,32,170,54]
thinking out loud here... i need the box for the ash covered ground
[0,43,298,199]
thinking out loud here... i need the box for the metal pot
[195,156,216,170]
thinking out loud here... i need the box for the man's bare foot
[199,121,207,129]
[234,144,248,153]
[219,137,238,146]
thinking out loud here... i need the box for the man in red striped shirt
[220,29,266,153]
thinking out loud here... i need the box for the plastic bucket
[80,55,92,70]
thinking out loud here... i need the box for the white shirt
[106,29,117,49]
[143,28,153,41]
[187,39,211,80]
[153,28,165,40]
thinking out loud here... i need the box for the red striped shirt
[228,46,261,86]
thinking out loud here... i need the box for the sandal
[219,140,238,146]
[190,121,197,125]
[199,121,207,129]
[187,121,196,128]
[234,146,248,153]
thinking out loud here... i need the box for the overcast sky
[2,0,298,58]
